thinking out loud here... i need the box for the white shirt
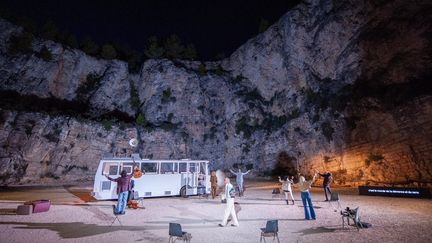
[225,183,234,199]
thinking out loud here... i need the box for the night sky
[0,0,301,60]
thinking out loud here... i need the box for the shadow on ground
[145,216,306,225]
[63,185,95,203]
[0,221,147,239]
[295,226,338,235]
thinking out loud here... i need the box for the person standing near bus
[210,171,218,199]
[229,168,251,197]
[105,160,136,214]
[219,177,239,227]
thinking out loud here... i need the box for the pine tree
[101,44,117,60]
[164,34,184,59]
[258,18,270,33]
[40,20,58,40]
[183,44,198,60]
[80,37,99,56]
[136,113,147,126]
[144,36,164,59]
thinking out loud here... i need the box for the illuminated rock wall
[0,0,431,186]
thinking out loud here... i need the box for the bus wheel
[180,186,188,198]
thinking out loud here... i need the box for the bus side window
[189,163,197,173]
[161,162,174,174]
[121,162,134,174]
[142,163,157,174]
[179,163,187,173]
[103,162,119,176]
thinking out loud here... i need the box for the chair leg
[355,220,362,231]
[276,233,280,243]
[110,216,122,226]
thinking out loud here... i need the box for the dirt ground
[0,180,431,243]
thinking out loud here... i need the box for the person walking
[318,171,333,201]
[227,202,241,224]
[210,171,218,199]
[278,176,295,205]
[297,173,317,220]
[219,177,239,227]
[105,159,136,214]
[229,168,251,197]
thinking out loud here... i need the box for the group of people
[279,171,332,220]
[278,170,333,220]
[213,168,333,225]
[106,162,333,225]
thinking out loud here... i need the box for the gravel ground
[0,180,431,243]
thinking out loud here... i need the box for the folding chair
[328,192,341,211]
[341,207,363,231]
[137,197,145,207]
[260,220,280,243]
[110,205,122,226]
[168,223,191,243]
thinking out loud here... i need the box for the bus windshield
[121,163,134,173]
[103,162,119,175]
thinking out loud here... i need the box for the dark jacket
[107,174,133,194]
[319,172,332,186]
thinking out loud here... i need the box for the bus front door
[182,162,198,196]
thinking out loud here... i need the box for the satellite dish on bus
[129,138,138,147]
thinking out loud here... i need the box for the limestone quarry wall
[0,0,431,186]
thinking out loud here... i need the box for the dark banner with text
[358,186,431,198]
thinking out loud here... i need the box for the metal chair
[110,205,122,226]
[260,220,280,243]
[168,223,191,243]
[341,207,363,231]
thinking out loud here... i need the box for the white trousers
[284,190,295,201]
[221,198,239,226]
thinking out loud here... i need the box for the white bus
[91,154,211,200]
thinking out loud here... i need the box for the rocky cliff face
[1,0,431,186]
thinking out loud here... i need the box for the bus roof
[100,158,209,163]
